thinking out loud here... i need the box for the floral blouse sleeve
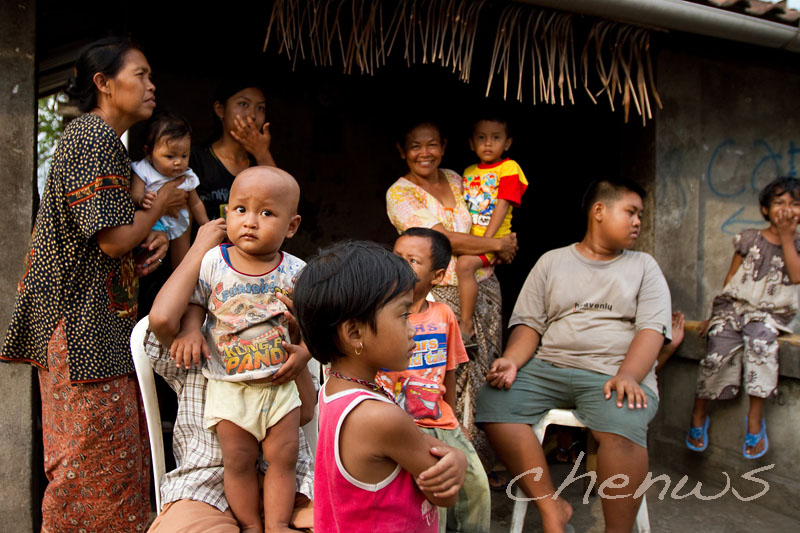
[386,178,442,232]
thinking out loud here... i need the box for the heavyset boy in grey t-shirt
[476,178,671,532]
[511,243,671,396]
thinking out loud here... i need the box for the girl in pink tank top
[292,241,467,533]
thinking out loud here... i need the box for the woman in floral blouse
[386,119,517,469]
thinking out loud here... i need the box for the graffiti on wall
[707,139,798,234]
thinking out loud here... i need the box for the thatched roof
[264,0,661,124]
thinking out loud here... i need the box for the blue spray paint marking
[707,138,798,233]
[720,206,765,236]
[751,139,782,193]
[788,141,800,177]
[706,139,744,198]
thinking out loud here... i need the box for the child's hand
[170,328,209,369]
[140,191,157,209]
[486,357,518,389]
[193,219,227,252]
[416,445,467,498]
[773,207,800,239]
[271,340,312,385]
[669,311,685,349]
[603,372,647,409]
[274,291,301,344]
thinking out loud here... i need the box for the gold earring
[354,342,363,356]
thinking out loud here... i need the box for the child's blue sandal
[685,416,710,452]
[743,416,768,459]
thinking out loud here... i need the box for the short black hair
[143,111,192,155]
[398,227,452,271]
[397,118,445,148]
[66,37,143,112]
[213,77,266,107]
[581,178,647,218]
[758,177,800,221]
[472,113,510,137]
[293,241,417,364]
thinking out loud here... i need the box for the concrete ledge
[675,320,800,379]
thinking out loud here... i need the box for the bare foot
[265,526,297,533]
[290,498,313,529]
[541,497,573,533]
[460,321,475,340]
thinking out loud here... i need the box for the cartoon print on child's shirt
[209,293,288,377]
[395,377,443,420]
[464,173,499,226]
[377,327,448,421]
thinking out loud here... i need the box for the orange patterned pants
[38,320,151,532]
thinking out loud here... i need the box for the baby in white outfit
[131,112,210,267]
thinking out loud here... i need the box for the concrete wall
[654,37,800,323]
[0,0,36,531]
[650,36,800,519]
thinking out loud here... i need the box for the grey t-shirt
[510,244,672,394]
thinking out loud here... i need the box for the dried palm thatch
[485,8,578,106]
[581,21,663,126]
[264,0,662,124]
[264,0,487,80]
[486,6,661,125]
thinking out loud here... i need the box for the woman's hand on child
[170,328,209,369]
[604,372,647,409]
[271,340,313,385]
[231,115,272,163]
[496,233,518,264]
[135,230,169,276]
[416,445,467,498]
[486,357,518,389]
[140,191,157,210]
[157,176,189,217]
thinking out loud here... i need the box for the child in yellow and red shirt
[458,116,528,344]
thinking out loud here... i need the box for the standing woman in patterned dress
[386,120,518,471]
[0,38,187,531]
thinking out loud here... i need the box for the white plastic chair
[130,316,167,514]
[131,314,320,515]
[510,409,650,533]
[301,361,320,456]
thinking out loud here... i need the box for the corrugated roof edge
[699,0,800,24]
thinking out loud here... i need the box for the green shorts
[475,358,658,448]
